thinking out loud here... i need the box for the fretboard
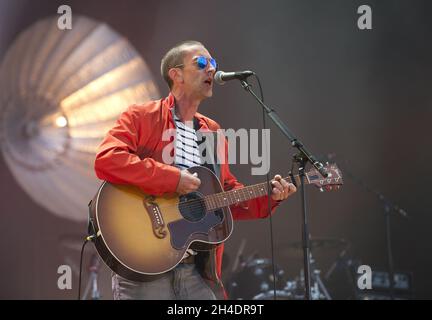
[203,174,305,211]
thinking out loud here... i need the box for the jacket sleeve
[94,105,181,195]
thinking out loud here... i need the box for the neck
[203,174,305,212]
[171,89,201,122]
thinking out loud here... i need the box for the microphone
[214,70,254,85]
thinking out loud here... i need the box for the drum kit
[226,238,350,300]
[59,233,352,300]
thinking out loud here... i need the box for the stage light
[0,15,160,222]
[55,116,68,128]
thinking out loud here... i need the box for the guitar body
[89,166,233,282]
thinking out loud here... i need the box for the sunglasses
[174,55,218,71]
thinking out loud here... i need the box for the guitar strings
[155,189,266,211]
[155,180,275,211]
[154,187,268,211]
[144,171,338,213]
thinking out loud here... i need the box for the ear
[168,68,183,86]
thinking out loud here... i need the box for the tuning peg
[319,187,324,192]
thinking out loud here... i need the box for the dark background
[0,0,431,299]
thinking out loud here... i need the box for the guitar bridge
[143,196,167,239]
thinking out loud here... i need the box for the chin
[199,87,213,100]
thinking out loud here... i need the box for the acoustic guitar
[89,163,342,281]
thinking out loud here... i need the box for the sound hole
[178,192,206,222]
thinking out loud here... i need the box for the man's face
[179,45,216,100]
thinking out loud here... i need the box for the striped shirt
[173,111,202,170]
[173,108,201,259]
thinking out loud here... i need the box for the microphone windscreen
[214,71,225,85]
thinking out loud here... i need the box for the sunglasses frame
[195,56,218,70]
[173,55,217,71]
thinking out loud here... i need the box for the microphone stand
[238,77,329,300]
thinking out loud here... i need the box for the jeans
[112,263,217,300]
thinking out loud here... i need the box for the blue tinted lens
[210,58,217,70]
[196,56,207,69]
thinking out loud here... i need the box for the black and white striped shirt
[173,111,202,170]
[173,108,201,259]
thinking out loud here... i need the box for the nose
[207,61,216,76]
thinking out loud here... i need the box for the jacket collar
[163,92,210,130]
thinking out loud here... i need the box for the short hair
[160,40,204,89]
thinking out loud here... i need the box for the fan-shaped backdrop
[0,15,160,221]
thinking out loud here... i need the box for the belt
[180,254,196,264]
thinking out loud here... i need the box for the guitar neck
[204,174,307,211]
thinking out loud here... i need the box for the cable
[78,235,94,300]
[254,73,277,300]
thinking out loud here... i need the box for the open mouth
[204,79,212,86]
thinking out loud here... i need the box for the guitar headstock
[306,163,343,192]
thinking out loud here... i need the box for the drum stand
[82,253,101,300]
[300,253,332,300]
[311,269,331,300]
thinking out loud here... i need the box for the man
[94,40,297,300]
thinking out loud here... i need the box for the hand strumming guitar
[176,170,201,195]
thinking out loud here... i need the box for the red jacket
[94,93,279,297]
